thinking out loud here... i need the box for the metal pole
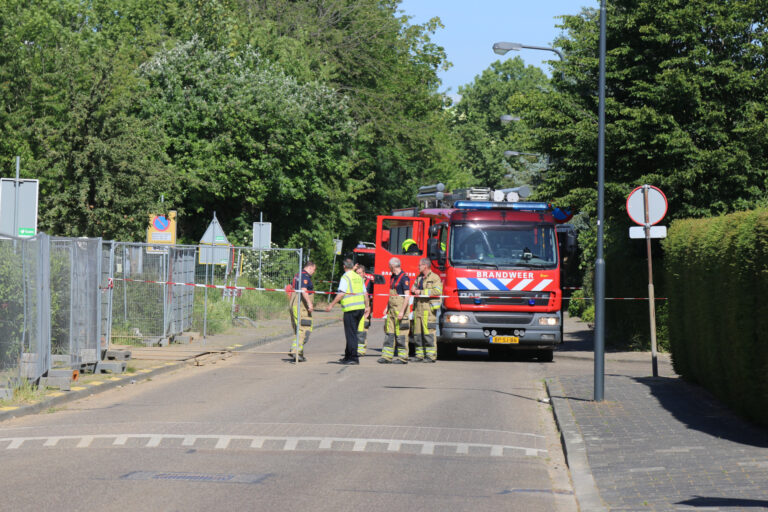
[643,185,659,377]
[258,212,263,289]
[123,244,128,323]
[594,0,607,402]
[231,248,241,318]
[106,242,115,351]
[328,238,338,303]
[295,249,302,364]
[13,157,20,237]
[203,223,213,344]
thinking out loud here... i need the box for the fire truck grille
[458,291,551,307]
[474,313,534,325]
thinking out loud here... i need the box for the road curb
[0,318,342,424]
[546,377,608,512]
[555,351,671,365]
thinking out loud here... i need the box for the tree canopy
[0,0,462,265]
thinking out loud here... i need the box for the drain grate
[121,471,272,484]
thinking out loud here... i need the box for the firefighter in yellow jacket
[354,264,374,356]
[378,257,410,364]
[410,258,442,362]
[288,261,316,362]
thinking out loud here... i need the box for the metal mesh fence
[0,234,51,388]
[49,237,102,367]
[225,247,301,336]
[111,243,180,343]
[109,243,303,345]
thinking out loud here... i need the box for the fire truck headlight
[538,316,559,326]
[448,314,469,324]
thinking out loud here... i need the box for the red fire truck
[357,184,574,361]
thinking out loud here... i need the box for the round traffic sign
[153,215,170,231]
[626,185,667,226]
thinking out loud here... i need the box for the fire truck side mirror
[373,274,386,285]
[427,238,440,261]
[428,225,440,237]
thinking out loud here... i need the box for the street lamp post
[594,0,608,402]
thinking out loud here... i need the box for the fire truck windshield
[449,222,558,270]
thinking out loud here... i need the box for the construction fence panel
[50,237,102,367]
[100,241,115,351]
[167,246,195,337]
[229,247,302,338]
[111,242,170,344]
[0,234,51,390]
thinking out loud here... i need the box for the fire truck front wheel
[537,348,554,362]
[437,342,458,360]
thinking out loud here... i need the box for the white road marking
[0,434,546,458]
[77,436,94,448]
[146,436,163,448]
[7,439,24,449]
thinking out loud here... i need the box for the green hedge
[663,209,768,426]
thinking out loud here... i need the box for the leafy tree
[505,1,768,346]
[217,0,466,244]
[138,37,362,252]
[0,0,181,240]
[451,57,549,188]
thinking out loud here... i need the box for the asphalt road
[0,321,577,512]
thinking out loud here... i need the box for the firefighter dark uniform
[412,270,442,362]
[289,270,313,358]
[357,275,374,356]
[379,271,410,363]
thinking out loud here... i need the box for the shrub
[663,208,768,426]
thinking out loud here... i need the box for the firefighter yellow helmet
[402,238,417,253]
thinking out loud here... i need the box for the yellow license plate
[491,336,519,344]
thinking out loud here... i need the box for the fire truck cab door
[376,216,428,258]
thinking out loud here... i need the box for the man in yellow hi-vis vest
[327,258,370,365]
[410,258,442,362]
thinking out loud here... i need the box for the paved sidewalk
[549,320,768,511]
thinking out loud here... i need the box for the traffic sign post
[626,185,668,377]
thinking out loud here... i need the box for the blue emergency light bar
[454,201,552,211]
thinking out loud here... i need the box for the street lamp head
[504,150,539,158]
[493,42,522,55]
[500,114,521,125]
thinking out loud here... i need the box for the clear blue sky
[398,0,590,99]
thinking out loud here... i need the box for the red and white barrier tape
[112,278,666,301]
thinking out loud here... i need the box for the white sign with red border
[626,185,667,226]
